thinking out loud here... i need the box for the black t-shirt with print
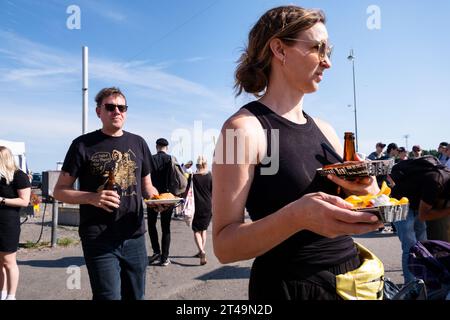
[62,130,153,241]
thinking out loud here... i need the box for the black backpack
[390,155,450,186]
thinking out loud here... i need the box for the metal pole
[51,199,58,247]
[347,49,358,152]
[82,46,88,135]
[404,134,409,152]
[351,57,358,152]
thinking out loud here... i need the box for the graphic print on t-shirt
[91,149,137,196]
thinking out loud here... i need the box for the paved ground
[16,203,403,300]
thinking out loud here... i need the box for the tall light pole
[347,49,358,152]
[403,134,410,151]
[82,46,88,135]
[347,104,357,139]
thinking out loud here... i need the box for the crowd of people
[365,141,449,166]
[1,4,449,301]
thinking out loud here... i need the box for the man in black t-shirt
[54,87,159,300]
[147,138,174,266]
[391,170,450,284]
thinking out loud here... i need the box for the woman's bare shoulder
[223,108,260,129]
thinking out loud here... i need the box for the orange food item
[344,181,409,208]
[151,193,176,200]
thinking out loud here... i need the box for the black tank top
[243,101,357,266]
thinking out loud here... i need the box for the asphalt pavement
[16,215,403,300]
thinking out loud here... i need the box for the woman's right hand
[88,190,120,212]
[290,192,384,238]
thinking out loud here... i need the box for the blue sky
[1,0,449,172]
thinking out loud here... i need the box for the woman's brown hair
[234,5,325,97]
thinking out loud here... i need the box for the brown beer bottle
[105,170,119,213]
[343,132,358,161]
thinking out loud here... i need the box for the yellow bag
[335,242,385,300]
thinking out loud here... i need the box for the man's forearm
[53,187,94,205]
[419,207,450,221]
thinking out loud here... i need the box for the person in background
[391,160,450,283]
[367,142,386,161]
[212,5,383,300]
[411,145,422,159]
[377,143,398,188]
[0,146,31,300]
[53,87,158,300]
[396,147,408,163]
[191,156,212,265]
[182,161,194,175]
[381,143,399,161]
[147,138,176,267]
[445,146,450,168]
[437,142,448,165]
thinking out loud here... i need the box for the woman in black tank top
[212,5,383,300]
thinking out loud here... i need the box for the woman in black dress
[192,156,212,265]
[0,146,31,300]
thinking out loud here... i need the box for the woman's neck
[258,83,306,124]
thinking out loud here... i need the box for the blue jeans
[393,208,427,284]
[81,234,148,300]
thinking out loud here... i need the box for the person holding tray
[147,138,180,267]
[212,5,384,300]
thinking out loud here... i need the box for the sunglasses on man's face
[103,103,128,113]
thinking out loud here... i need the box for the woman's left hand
[327,175,380,196]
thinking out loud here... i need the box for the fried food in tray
[151,193,177,200]
[344,182,409,223]
[145,192,183,205]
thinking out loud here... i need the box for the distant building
[0,139,28,173]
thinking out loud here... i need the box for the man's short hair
[439,142,448,148]
[386,143,398,154]
[412,145,422,152]
[398,147,406,153]
[376,142,386,148]
[156,138,169,147]
[95,87,126,107]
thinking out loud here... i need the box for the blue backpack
[408,240,450,299]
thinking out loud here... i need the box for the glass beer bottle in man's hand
[105,170,120,214]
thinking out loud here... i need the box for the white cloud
[0,31,233,104]
[0,30,237,171]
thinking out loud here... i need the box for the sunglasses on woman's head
[103,103,128,112]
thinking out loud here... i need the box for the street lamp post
[347,104,357,140]
[403,134,410,151]
[347,49,358,152]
